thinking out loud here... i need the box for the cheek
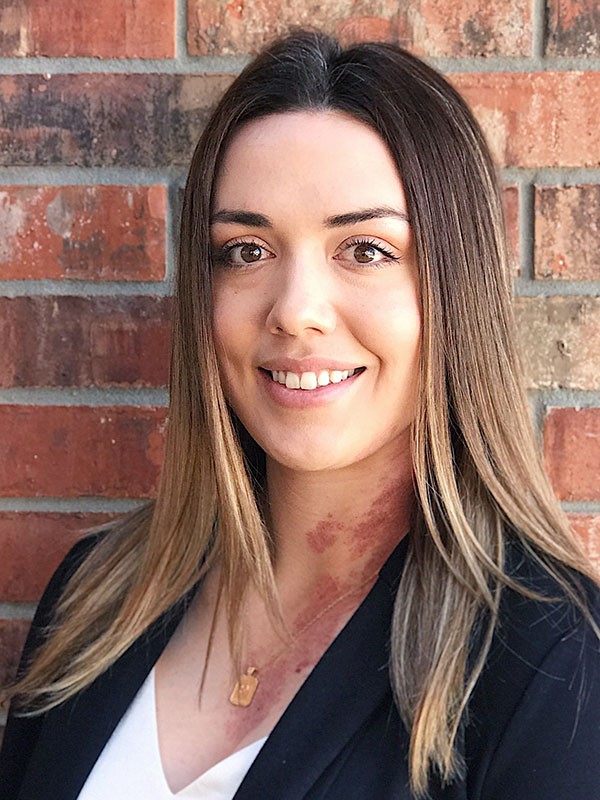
[361,293,421,366]
[211,289,261,409]
[211,300,239,401]
[211,285,243,360]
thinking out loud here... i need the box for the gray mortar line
[0,280,172,297]
[501,168,600,184]
[1,281,597,303]
[532,0,547,62]
[536,389,600,408]
[0,167,599,186]
[0,603,37,619]
[562,501,600,514]
[3,493,592,517]
[0,497,146,512]
[176,0,188,61]
[513,280,600,297]
[519,182,535,281]
[0,54,599,76]
[0,55,249,74]
[528,391,546,445]
[0,166,187,184]
[166,183,180,286]
[428,56,600,73]
[0,388,168,406]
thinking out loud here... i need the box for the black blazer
[2,536,600,800]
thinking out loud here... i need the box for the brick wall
[0,0,598,730]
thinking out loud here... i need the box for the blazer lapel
[16,602,188,800]
[16,538,408,800]
[234,538,409,800]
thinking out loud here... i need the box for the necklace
[229,568,380,707]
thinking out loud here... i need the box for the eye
[335,237,399,267]
[213,240,275,268]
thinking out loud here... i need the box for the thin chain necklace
[229,568,380,707]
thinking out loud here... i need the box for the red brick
[569,514,600,572]
[452,72,600,168]
[0,0,175,58]
[0,406,166,498]
[0,74,233,168]
[502,185,520,276]
[515,297,600,391]
[0,296,170,388]
[546,0,600,56]
[534,185,600,281]
[187,0,532,57]
[0,186,166,281]
[0,513,114,603]
[544,407,600,501]
[0,619,30,690]
[3,72,596,170]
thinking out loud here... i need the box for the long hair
[7,31,597,795]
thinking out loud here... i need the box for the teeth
[268,368,361,391]
[300,372,318,390]
[285,372,301,389]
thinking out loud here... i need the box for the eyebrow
[210,206,410,228]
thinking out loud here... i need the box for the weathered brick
[187,0,532,57]
[0,0,175,58]
[0,186,166,281]
[534,185,600,281]
[546,0,600,57]
[0,406,166,498]
[2,72,596,170]
[502,185,520,276]
[0,619,30,690]
[0,296,170,388]
[544,407,600,501]
[452,72,600,168]
[515,297,600,391]
[0,513,114,603]
[0,74,233,168]
[569,513,600,572]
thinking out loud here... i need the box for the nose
[265,251,336,337]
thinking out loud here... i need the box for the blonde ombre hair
[7,31,598,796]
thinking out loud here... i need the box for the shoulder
[465,544,600,799]
[24,532,106,651]
[492,541,599,660]
[0,533,105,799]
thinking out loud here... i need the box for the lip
[259,357,364,373]
[258,366,364,409]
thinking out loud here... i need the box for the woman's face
[211,110,421,474]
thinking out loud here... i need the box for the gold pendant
[229,666,259,707]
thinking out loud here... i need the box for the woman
[1,30,599,800]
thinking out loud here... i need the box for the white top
[77,668,267,799]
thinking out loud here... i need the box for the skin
[154,110,421,792]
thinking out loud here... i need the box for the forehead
[213,110,407,215]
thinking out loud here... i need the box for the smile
[264,367,365,390]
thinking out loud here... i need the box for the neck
[264,441,415,594]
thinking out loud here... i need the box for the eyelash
[342,237,400,264]
[212,236,400,269]
[212,238,268,268]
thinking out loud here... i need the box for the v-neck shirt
[77,667,267,799]
[4,534,600,799]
